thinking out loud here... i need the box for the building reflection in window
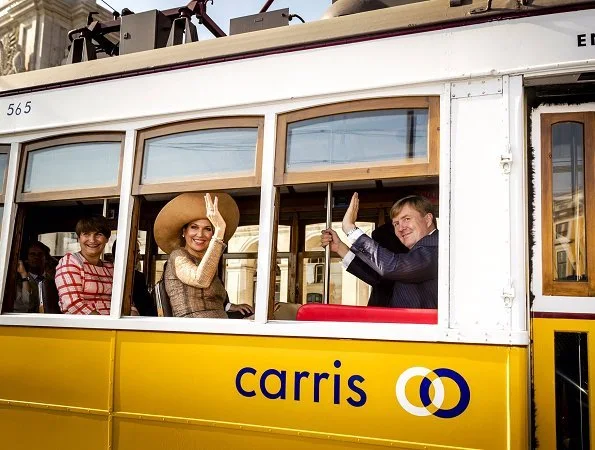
[552,122,587,281]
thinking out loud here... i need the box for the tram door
[532,108,595,450]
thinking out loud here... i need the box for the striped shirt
[54,252,113,315]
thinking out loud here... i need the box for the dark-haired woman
[55,215,113,315]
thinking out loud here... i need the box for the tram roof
[1,0,594,95]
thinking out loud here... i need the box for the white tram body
[0,1,592,448]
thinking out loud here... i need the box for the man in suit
[322,194,438,309]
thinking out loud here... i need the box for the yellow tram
[0,0,594,448]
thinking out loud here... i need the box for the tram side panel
[113,331,527,449]
[0,327,112,450]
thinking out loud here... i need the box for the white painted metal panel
[507,76,528,332]
[450,88,510,331]
[2,10,595,135]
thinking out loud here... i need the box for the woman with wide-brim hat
[154,192,254,319]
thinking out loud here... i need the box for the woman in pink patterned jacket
[54,215,113,315]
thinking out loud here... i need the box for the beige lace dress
[164,241,229,319]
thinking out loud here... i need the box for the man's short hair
[75,215,111,239]
[390,195,437,228]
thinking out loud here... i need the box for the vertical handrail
[323,183,332,304]
[102,198,108,260]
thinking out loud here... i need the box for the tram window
[0,145,9,199]
[274,97,440,323]
[127,117,266,318]
[0,145,10,218]
[275,97,439,186]
[541,113,595,296]
[17,134,123,202]
[554,332,590,449]
[130,191,264,318]
[133,117,264,196]
[272,183,439,322]
[2,133,124,315]
[2,199,120,315]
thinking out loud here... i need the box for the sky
[101,0,332,40]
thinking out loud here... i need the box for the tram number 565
[7,101,32,116]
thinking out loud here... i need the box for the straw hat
[154,192,240,254]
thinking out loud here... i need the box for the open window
[2,133,124,315]
[541,113,595,296]
[128,116,265,318]
[272,97,440,323]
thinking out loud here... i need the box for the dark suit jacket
[348,230,438,309]
[346,223,408,307]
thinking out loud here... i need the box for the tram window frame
[124,116,265,317]
[271,96,440,321]
[0,144,10,204]
[274,97,440,185]
[541,113,595,296]
[16,133,125,203]
[132,116,264,196]
[3,133,124,315]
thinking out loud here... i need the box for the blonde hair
[390,195,437,228]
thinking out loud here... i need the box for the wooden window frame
[0,145,10,204]
[274,97,440,185]
[541,112,595,296]
[17,133,124,203]
[133,116,265,196]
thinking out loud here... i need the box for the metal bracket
[500,152,512,174]
[451,77,502,99]
[502,285,515,308]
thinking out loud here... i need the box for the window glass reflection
[286,109,428,171]
[0,153,8,193]
[24,142,120,193]
[142,128,258,184]
[552,122,587,281]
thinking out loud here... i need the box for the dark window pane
[552,122,587,281]
[555,331,590,450]
[286,109,428,171]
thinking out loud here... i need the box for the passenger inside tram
[154,192,254,319]
[54,215,115,315]
[14,241,59,313]
[321,193,438,309]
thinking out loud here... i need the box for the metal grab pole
[102,198,108,259]
[323,183,332,304]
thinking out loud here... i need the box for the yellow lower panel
[0,405,108,450]
[115,331,529,449]
[113,416,438,450]
[0,327,114,410]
